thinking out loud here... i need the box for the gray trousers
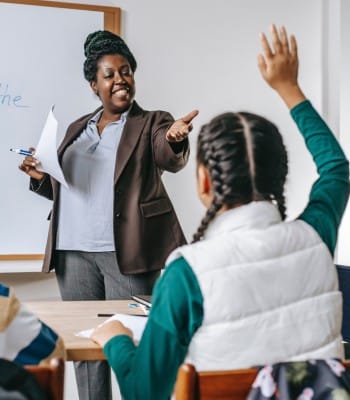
[55,250,160,400]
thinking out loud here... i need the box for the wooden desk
[25,300,144,361]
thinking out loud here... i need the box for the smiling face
[90,54,136,115]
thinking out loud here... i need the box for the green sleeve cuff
[103,334,135,358]
[290,99,311,118]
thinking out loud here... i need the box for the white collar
[204,201,282,239]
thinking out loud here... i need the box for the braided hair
[192,112,288,242]
[83,30,137,82]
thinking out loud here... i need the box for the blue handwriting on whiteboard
[0,83,30,108]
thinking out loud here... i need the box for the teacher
[19,30,198,400]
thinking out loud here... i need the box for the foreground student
[0,284,65,365]
[91,26,350,399]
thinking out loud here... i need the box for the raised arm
[258,25,350,254]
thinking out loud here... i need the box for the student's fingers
[280,26,290,54]
[260,32,273,59]
[290,34,298,61]
[270,24,282,54]
[91,320,133,347]
[181,109,199,124]
[257,54,267,76]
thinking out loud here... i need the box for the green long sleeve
[103,257,204,400]
[292,100,349,254]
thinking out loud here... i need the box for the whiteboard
[0,1,120,259]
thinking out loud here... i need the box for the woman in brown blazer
[19,30,198,400]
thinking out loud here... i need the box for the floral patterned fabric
[248,359,350,400]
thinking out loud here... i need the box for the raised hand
[258,25,306,109]
[18,147,45,181]
[166,109,199,142]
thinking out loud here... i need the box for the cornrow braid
[192,114,253,242]
[192,131,228,243]
[192,112,288,242]
[239,112,288,220]
[192,198,223,243]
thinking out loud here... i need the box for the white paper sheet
[76,313,148,342]
[35,106,68,188]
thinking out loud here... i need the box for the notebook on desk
[132,295,152,308]
[76,313,148,342]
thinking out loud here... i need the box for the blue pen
[10,148,33,156]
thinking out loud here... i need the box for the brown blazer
[31,102,189,274]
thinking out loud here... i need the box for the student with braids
[91,25,349,399]
[19,30,198,400]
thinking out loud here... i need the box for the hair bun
[84,30,123,57]
[83,30,137,81]
[84,31,99,57]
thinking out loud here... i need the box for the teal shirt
[104,258,203,399]
[103,100,349,400]
[293,101,349,254]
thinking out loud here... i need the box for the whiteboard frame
[0,0,120,34]
[0,0,120,261]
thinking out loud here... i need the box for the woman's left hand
[91,320,133,347]
[166,109,199,142]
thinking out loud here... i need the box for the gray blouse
[56,108,129,251]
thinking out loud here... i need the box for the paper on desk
[34,105,68,188]
[75,313,148,342]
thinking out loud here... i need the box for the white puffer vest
[167,201,344,371]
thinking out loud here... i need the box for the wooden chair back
[175,360,350,400]
[175,363,258,400]
[25,357,64,400]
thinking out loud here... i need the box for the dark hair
[192,112,288,242]
[83,30,137,81]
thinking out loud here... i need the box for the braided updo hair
[83,30,137,82]
[192,112,288,242]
